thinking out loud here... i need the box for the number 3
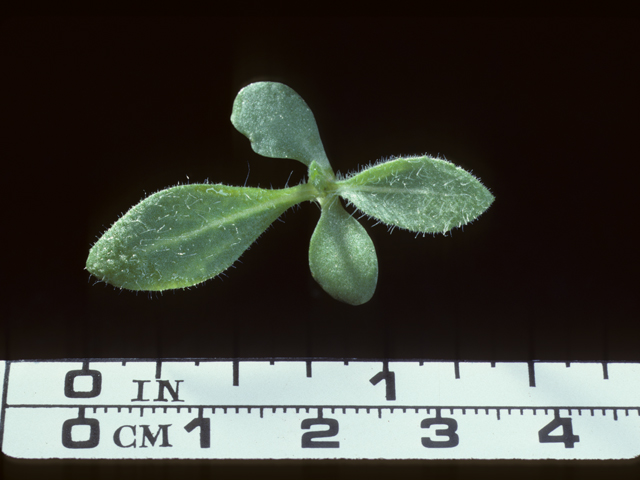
[421,416,459,448]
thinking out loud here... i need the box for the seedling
[86,82,494,305]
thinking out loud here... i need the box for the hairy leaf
[231,81,333,172]
[337,156,494,234]
[87,184,311,291]
[309,198,378,305]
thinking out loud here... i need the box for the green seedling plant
[86,82,494,305]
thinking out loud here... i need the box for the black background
[1,16,638,479]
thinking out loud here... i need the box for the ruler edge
[3,357,639,362]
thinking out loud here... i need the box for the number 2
[301,412,340,448]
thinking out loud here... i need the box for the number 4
[538,411,580,448]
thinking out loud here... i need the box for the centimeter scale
[1,359,639,460]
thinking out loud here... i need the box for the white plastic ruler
[1,359,639,460]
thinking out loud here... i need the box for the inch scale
[1,359,639,460]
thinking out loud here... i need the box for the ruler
[1,359,639,460]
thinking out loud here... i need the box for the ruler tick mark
[528,361,536,387]
[233,360,239,386]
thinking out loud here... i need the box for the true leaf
[336,156,494,234]
[86,183,311,291]
[308,197,378,305]
[230,81,333,172]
